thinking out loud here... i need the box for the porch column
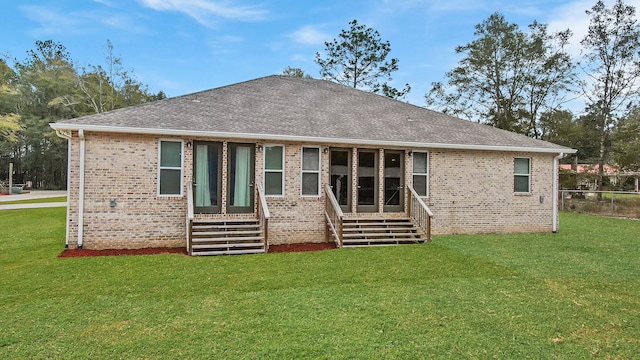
[351,147,357,214]
[404,150,412,213]
[378,149,384,213]
[221,141,228,214]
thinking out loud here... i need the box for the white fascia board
[49,123,577,154]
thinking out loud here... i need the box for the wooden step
[191,248,266,256]
[343,219,411,224]
[193,222,260,228]
[343,236,427,242]
[193,218,258,224]
[335,216,428,248]
[192,236,264,243]
[192,242,264,250]
[343,242,426,248]
[342,238,427,247]
[343,217,411,221]
[342,226,418,233]
[190,218,265,256]
[342,230,419,239]
[192,230,261,237]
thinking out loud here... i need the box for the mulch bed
[269,242,336,253]
[58,242,336,257]
[59,247,188,258]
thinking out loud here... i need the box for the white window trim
[514,157,531,194]
[301,146,321,197]
[412,151,429,197]
[264,144,285,197]
[157,139,184,197]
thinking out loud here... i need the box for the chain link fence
[560,190,640,219]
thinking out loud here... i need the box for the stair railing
[186,181,194,255]
[256,184,270,253]
[407,185,433,242]
[324,184,344,248]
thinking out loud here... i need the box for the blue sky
[1,0,638,112]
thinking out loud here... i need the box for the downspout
[552,152,564,233]
[78,129,86,249]
[55,130,72,248]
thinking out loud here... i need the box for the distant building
[559,164,640,192]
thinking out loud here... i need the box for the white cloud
[379,0,487,13]
[205,35,245,56]
[138,0,267,26]
[288,25,330,46]
[93,0,116,7]
[546,0,597,56]
[20,5,147,36]
[20,5,81,36]
[291,53,308,62]
[547,0,640,56]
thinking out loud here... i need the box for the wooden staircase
[341,217,429,247]
[190,218,266,256]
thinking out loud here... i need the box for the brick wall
[426,150,555,234]
[257,143,327,244]
[64,131,558,249]
[67,132,186,249]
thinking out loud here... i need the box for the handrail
[407,185,433,242]
[186,181,194,254]
[324,184,344,248]
[256,184,270,252]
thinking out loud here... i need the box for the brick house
[51,76,575,255]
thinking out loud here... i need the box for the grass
[1,209,639,359]
[0,196,67,205]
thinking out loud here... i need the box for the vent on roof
[192,95,200,103]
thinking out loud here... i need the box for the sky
[2,0,639,113]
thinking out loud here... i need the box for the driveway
[0,190,67,210]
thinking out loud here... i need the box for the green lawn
[1,209,638,359]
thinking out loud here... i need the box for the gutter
[55,130,72,248]
[78,129,86,249]
[552,152,564,233]
[50,123,577,155]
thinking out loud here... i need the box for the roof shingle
[52,75,573,153]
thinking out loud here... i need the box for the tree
[612,109,640,172]
[315,19,410,99]
[580,0,640,191]
[2,40,165,189]
[539,110,579,146]
[0,59,21,144]
[72,40,163,115]
[16,40,78,120]
[282,66,312,78]
[11,40,77,188]
[426,13,574,137]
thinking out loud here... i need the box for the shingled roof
[52,75,574,154]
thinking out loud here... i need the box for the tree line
[0,40,165,189]
[426,0,640,191]
[2,1,639,191]
[294,0,640,191]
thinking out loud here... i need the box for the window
[514,157,531,193]
[158,140,183,195]
[264,145,284,196]
[413,152,429,197]
[302,147,321,196]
